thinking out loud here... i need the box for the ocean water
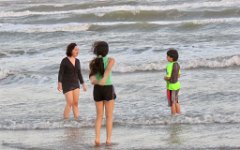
[0,0,240,149]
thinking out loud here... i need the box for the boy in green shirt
[164,49,181,115]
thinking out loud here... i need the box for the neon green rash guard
[96,56,112,85]
[166,62,181,90]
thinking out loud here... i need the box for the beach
[0,0,240,149]
[1,123,240,150]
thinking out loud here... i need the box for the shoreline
[1,123,240,150]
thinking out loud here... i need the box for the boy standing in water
[164,49,181,115]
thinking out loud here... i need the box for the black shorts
[93,85,116,102]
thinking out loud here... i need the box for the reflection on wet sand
[167,124,184,145]
[59,128,88,149]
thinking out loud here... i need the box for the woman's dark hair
[89,41,109,77]
[167,48,179,61]
[66,43,77,57]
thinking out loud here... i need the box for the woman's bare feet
[74,117,81,122]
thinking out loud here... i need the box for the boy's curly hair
[167,48,179,61]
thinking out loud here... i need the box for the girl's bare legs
[95,101,104,146]
[64,91,74,119]
[104,100,114,145]
[72,88,80,120]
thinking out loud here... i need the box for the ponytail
[89,57,104,78]
[89,41,109,78]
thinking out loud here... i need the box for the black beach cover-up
[58,57,84,94]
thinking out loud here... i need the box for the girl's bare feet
[95,140,100,146]
[106,140,111,146]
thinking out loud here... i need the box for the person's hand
[164,76,169,81]
[99,78,106,86]
[57,82,63,92]
[82,83,87,92]
[90,76,98,85]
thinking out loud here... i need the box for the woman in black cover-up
[58,43,87,120]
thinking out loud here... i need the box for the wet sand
[1,123,240,150]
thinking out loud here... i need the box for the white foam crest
[0,22,139,33]
[113,55,240,73]
[114,62,165,73]
[0,23,91,33]
[1,17,240,33]
[0,119,94,130]
[1,113,239,130]
[0,68,14,80]
[187,55,240,69]
[1,0,239,18]
[150,17,240,26]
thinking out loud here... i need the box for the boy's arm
[178,69,181,78]
[164,64,172,81]
[99,57,115,85]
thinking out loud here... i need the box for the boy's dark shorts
[167,90,179,107]
[94,85,116,102]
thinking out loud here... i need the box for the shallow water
[0,0,240,149]
[1,69,240,149]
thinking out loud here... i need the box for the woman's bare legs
[64,91,74,119]
[104,100,114,145]
[72,88,80,119]
[95,101,104,146]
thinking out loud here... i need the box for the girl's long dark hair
[89,41,109,78]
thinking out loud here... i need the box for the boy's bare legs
[95,101,104,146]
[176,103,181,114]
[171,103,177,116]
[171,103,180,115]
[72,88,80,120]
[64,91,74,119]
[171,90,181,116]
[104,100,114,145]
